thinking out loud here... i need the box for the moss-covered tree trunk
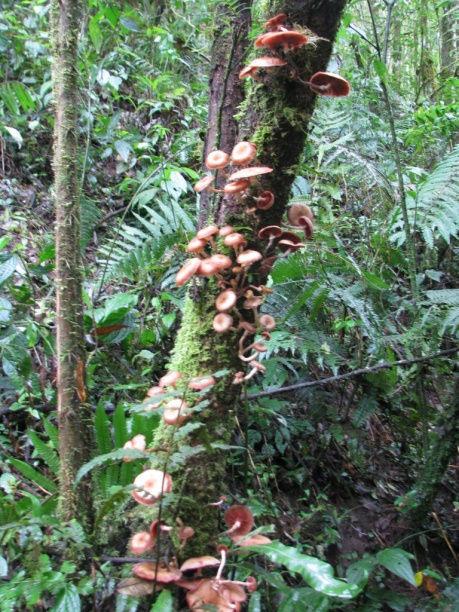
[150,0,347,556]
[51,0,93,525]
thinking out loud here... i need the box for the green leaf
[278,588,330,612]
[28,431,60,475]
[51,584,81,612]
[89,15,103,52]
[363,271,389,290]
[9,458,57,494]
[115,140,132,163]
[373,59,388,80]
[150,590,174,611]
[75,448,150,485]
[0,297,12,323]
[248,591,262,612]
[4,126,23,147]
[0,556,7,578]
[376,548,416,586]
[0,255,20,285]
[245,541,362,599]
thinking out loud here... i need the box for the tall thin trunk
[51,0,93,525]
[150,0,347,556]
[440,0,458,79]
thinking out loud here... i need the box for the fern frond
[28,431,60,475]
[80,196,101,250]
[391,146,459,247]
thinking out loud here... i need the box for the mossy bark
[149,0,347,558]
[51,0,93,525]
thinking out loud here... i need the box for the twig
[247,347,458,400]
[431,512,459,566]
[100,555,153,564]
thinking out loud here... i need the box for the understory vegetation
[0,0,458,610]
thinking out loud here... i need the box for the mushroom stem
[225,520,242,535]
[215,548,227,581]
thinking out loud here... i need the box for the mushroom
[209,253,233,271]
[163,398,190,426]
[255,30,308,51]
[180,556,220,573]
[197,225,219,242]
[257,225,282,250]
[186,237,207,255]
[176,257,202,286]
[230,141,257,166]
[159,370,181,388]
[186,578,247,611]
[224,232,247,250]
[227,166,273,182]
[132,469,172,506]
[234,534,272,547]
[188,376,216,391]
[198,258,221,277]
[218,225,234,237]
[206,150,230,170]
[255,190,275,210]
[239,56,287,80]
[224,505,254,538]
[237,249,263,267]
[287,202,314,225]
[215,289,237,312]
[128,531,155,555]
[132,562,182,583]
[194,175,214,192]
[178,525,195,547]
[299,215,314,239]
[259,314,276,331]
[307,71,351,97]
[223,179,251,194]
[123,434,146,462]
[213,313,234,333]
[264,13,288,31]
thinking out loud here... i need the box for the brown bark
[51,0,93,525]
[198,1,252,226]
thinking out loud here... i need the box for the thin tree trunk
[51,0,93,525]
[440,0,458,80]
[150,0,347,556]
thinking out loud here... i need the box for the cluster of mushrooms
[120,461,270,610]
[120,12,351,609]
[239,12,351,98]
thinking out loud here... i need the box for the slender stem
[247,348,458,400]
[366,0,418,300]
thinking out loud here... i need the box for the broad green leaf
[115,140,132,162]
[278,588,330,612]
[9,458,57,494]
[248,592,262,612]
[75,448,150,484]
[245,542,362,599]
[0,297,12,323]
[0,255,20,285]
[376,548,416,586]
[346,557,376,586]
[89,16,103,52]
[4,126,23,147]
[363,271,389,290]
[150,590,174,611]
[51,584,81,612]
[373,59,388,80]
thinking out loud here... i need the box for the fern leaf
[9,458,57,494]
[28,431,60,475]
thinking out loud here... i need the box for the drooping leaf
[9,458,57,494]
[75,448,150,485]
[376,548,416,586]
[28,431,60,475]
[245,541,362,599]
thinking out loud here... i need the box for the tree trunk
[51,0,93,525]
[440,0,458,80]
[149,0,347,557]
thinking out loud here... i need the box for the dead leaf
[75,357,86,402]
[116,576,155,597]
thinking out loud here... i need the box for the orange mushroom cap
[223,179,251,194]
[213,313,233,333]
[132,562,182,583]
[287,202,314,225]
[188,376,216,391]
[255,190,275,210]
[219,225,234,237]
[198,258,221,277]
[176,258,201,286]
[228,166,273,182]
[230,141,257,166]
[235,534,272,547]
[209,253,233,271]
[129,531,155,555]
[259,314,276,331]
[224,232,247,249]
[180,556,220,572]
[299,215,314,239]
[163,398,190,426]
[132,469,172,506]
[239,56,287,79]
[186,237,207,254]
[255,30,308,51]
[197,225,219,241]
[308,71,351,97]
[258,225,282,240]
[194,175,215,193]
[159,370,181,388]
[237,249,263,267]
[206,150,230,170]
[224,505,254,537]
[264,13,288,31]
[215,289,237,312]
